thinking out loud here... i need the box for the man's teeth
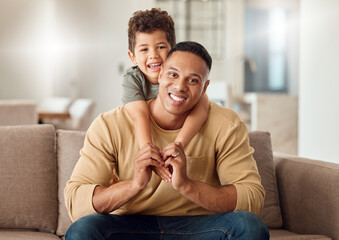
[170,94,185,102]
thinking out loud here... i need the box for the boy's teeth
[170,94,185,102]
[149,63,161,67]
[148,63,161,71]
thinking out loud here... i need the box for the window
[156,0,225,59]
[244,2,299,93]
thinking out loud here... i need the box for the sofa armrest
[274,153,339,239]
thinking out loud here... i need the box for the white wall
[0,1,56,100]
[0,0,153,118]
[299,0,339,163]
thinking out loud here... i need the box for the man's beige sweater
[65,101,264,222]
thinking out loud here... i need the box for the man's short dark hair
[167,41,212,72]
[128,8,176,54]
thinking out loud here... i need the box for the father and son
[65,8,269,240]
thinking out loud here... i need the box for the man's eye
[169,72,177,78]
[189,78,199,83]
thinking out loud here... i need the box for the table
[38,111,71,123]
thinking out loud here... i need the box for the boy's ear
[128,51,137,65]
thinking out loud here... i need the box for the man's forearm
[92,180,141,214]
[179,180,237,213]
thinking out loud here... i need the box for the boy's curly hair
[128,8,176,54]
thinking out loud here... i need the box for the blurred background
[0,0,338,163]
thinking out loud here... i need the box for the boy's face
[128,30,171,85]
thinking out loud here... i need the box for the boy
[122,8,209,164]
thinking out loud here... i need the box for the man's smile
[168,93,187,104]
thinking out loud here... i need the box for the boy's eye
[158,46,167,49]
[140,48,148,52]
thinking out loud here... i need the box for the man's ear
[202,80,210,95]
[128,51,137,65]
[158,66,164,82]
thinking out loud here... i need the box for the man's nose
[173,78,187,92]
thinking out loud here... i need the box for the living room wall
[0,0,153,118]
[299,0,339,163]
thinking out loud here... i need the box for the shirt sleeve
[121,69,146,104]
[215,121,265,215]
[64,114,117,222]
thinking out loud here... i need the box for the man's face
[157,51,210,116]
[128,30,171,85]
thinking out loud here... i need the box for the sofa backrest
[249,131,282,229]
[0,100,38,126]
[0,125,282,236]
[0,124,58,233]
[56,129,86,236]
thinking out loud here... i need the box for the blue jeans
[65,211,269,240]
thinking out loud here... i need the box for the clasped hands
[132,142,189,191]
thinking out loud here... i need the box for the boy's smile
[128,30,171,85]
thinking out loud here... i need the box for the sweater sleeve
[216,121,265,215]
[64,114,117,222]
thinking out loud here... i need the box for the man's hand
[132,143,165,190]
[93,143,166,214]
[162,142,190,191]
[161,142,237,213]
[151,165,172,183]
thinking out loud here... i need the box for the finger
[164,158,173,168]
[152,166,172,182]
[136,145,164,165]
[135,153,163,168]
[161,144,177,160]
[137,149,164,165]
[162,146,181,161]
[139,159,162,169]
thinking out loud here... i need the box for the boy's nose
[148,49,159,59]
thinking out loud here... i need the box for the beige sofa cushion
[0,125,58,233]
[56,130,86,236]
[269,229,331,240]
[249,131,282,228]
[0,231,61,240]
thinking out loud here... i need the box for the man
[65,41,269,240]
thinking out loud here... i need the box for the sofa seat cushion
[248,131,282,228]
[269,229,331,240]
[0,231,61,240]
[0,125,58,233]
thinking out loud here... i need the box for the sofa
[0,100,37,126]
[0,124,338,240]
